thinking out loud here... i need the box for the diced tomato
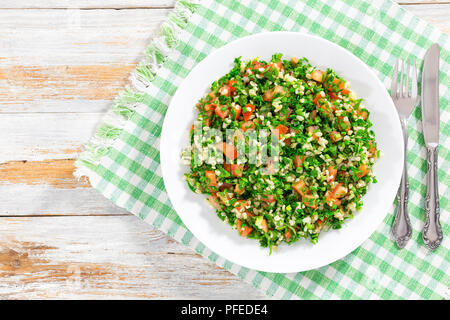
[233,199,248,212]
[318,104,333,119]
[226,80,237,95]
[302,194,318,209]
[356,109,368,120]
[234,184,245,195]
[357,164,370,178]
[274,61,282,70]
[329,131,342,142]
[325,191,341,207]
[241,120,256,132]
[332,78,346,91]
[215,105,229,120]
[236,219,253,237]
[222,163,231,172]
[233,200,250,218]
[284,230,292,242]
[325,184,347,207]
[218,142,237,160]
[317,217,328,225]
[251,60,264,71]
[204,103,217,112]
[231,164,244,177]
[242,104,255,121]
[341,89,351,95]
[274,124,289,140]
[261,194,276,203]
[292,180,308,197]
[218,85,230,96]
[332,183,347,198]
[207,193,221,210]
[315,96,333,119]
[337,116,351,132]
[263,89,273,102]
[265,61,282,72]
[231,104,242,120]
[218,80,237,97]
[205,171,217,187]
[203,110,214,127]
[327,166,338,183]
[313,94,322,107]
[259,218,269,233]
[294,155,306,168]
[311,70,325,82]
[206,92,216,102]
[263,85,285,101]
[329,91,340,101]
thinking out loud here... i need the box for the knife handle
[423,145,443,250]
[392,119,412,248]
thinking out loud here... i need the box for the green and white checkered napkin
[75,0,449,299]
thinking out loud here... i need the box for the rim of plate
[160,31,403,273]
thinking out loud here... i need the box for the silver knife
[421,43,443,250]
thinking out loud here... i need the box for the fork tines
[391,59,418,100]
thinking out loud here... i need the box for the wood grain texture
[0,0,449,9]
[0,9,170,113]
[0,5,449,113]
[405,4,450,34]
[0,216,266,299]
[0,159,87,189]
[0,159,131,216]
[0,113,102,162]
[0,0,448,299]
[0,0,175,9]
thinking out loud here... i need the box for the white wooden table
[0,0,448,299]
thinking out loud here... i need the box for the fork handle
[423,145,442,250]
[392,118,412,248]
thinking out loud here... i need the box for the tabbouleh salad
[181,53,379,253]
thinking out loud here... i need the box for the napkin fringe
[74,0,200,179]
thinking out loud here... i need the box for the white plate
[160,32,403,273]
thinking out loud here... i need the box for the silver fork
[390,59,418,248]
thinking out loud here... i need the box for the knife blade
[421,44,440,146]
[421,43,442,250]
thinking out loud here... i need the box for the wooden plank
[0,0,448,9]
[0,215,266,299]
[0,159,87,189]
[0,9,170,66]
[0,159,132,216]
[398,1,450,4]
[0,9,170,113]
[0,0,175,9]
[0,183,131,216]
[0,113,103,162]
[1,6,449,114]
[404,4,450,34]
[0,0,447,301]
